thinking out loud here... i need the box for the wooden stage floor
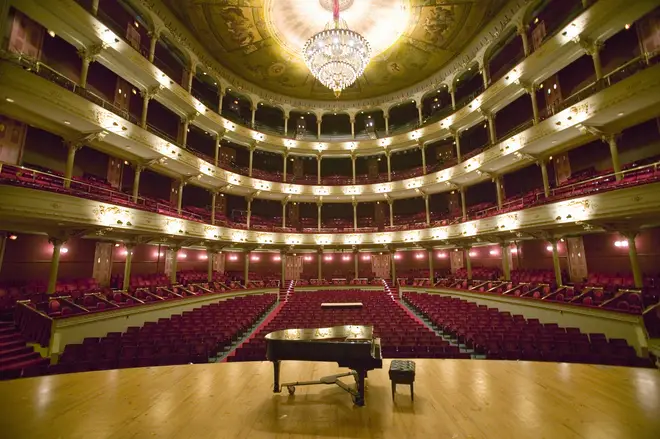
[0,359,658,439]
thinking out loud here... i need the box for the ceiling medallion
[303,0,371,98]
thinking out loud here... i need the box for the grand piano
[265,325,382,406]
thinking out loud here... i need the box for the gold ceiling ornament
[302,0,371,98]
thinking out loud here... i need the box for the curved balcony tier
[2,53,659,203]
[13,0,657,157]
[2,165,660,250]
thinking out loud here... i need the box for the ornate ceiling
[161,0,508,101]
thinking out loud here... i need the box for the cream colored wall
[50,289,277,355]
[404,287,649,356]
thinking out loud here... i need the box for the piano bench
[389,360,415,401]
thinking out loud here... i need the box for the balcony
[13,0,656,156]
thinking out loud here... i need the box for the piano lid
[265,325,374,342]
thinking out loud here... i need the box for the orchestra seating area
[230,290,466,362]
[403,292,652,367]
[33,293,277,377]
[3,160,660,234]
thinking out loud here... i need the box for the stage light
[8,234,17,240]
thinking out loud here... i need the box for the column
[169,247,179,284]
[140,87,158,129]
[210,191,217,225]
[420,144,427,174]
[388,199,394,227]
[317,249,323,281]
[281,200,287,228]
[417,104,423,125]
[147,29,160,63]
[317,119,322,139]
[605,134,622,180]
[218,91,225,115]
[495,176,503,210]
[280,250,286,289]
[251,106,257,128]
[487,113,497,144]
[185,66,194,93]
[428,248,434,284]
[449,86,456,110]
[423,194,430,225]
[625,232,643,288]
[132,164,143,202]
[79,56,92,88]
[351,154,356,184]
[122,244,135,291]
[384,115,390,136]
[214,133,221,167]
[317,155,322,184]
[246,197,252,229]
[354,250,359,279]
[550,239,562,287]
[350,117,356,139]
[518,23,530,57]
[177,180,185,214]
[464,247,472,280]
[460,187,467,220]
[591,44,603,80]
[317,202,322,231]
[481,64,490,89]
[47,238,64,294]
[352,200,358,231]
[390,252,397,281]
[207,250,214,282]
[386,151,392,181]
[180,119,190,147]
[248,144,255,177]
[64,143,81,189]
[525,84,539,125]
[282,153,289,182]
[453,130,462,163]
[284,116,289,136]
[501,243,511,281]
[540,159,550,197]
[244,252,250,287]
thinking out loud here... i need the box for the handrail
[14,301,53,347]
[470,160,660,220]
[0,162,209,223]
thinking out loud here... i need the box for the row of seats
[30,294,277,377]
[403,292,652,367]
[230,289,455,362]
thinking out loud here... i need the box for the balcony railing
[3,159,659,236]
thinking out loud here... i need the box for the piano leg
[352,369,366,406]
[272,360,281,393]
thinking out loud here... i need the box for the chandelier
[302,0,371,97]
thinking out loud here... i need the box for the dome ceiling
[161,0,507,101]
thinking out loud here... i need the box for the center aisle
[220,298,287,362]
